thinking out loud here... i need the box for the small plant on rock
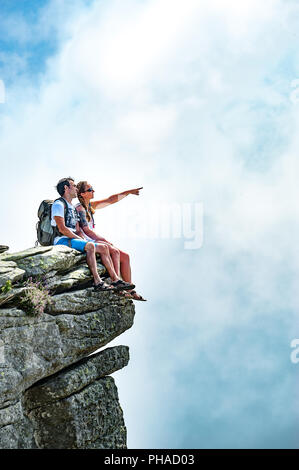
[1,280,12,294]
[0,280,14,307]
[20,277,52,317]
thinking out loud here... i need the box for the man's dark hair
[56,177,75,196]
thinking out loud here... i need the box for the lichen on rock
[0,245,135,449]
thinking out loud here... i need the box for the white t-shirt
[51,199,78,244]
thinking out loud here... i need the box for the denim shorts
[55,238,96,253]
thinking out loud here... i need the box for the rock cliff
[0,245,135,449]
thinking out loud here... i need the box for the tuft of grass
[20,277,52,317]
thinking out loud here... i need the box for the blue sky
[0,0,299,449]
[0,0,55,81]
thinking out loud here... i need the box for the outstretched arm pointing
[91,187,143,210]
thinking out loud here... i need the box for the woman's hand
[124,187,143,196]
[92,187,143,209]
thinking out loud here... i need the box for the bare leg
[96,242,146,301]
[93,240,121,278]
[119,251,131,283]
[95,244,119,282]
[84,242,101,285]
[109,247,121,277]
[96,244,132,283]
[92,239,139,294]
[116,250,146,300]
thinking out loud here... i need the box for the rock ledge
[0,245,135,449]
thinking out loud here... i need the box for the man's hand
[54,216,83,240]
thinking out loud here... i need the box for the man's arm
[54,216,84,240]
[91,187,143,210]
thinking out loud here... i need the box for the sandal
[127,290,147,301]
[94,281,114,291]
[110,280,136,291]
[117,290,133,299]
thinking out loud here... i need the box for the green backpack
[36,198,67,246]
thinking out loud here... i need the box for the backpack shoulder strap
[54,197,68,217]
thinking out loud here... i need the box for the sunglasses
[85,188,94,193]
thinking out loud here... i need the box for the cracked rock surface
[0,245,135,448]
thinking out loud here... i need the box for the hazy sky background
[1,0,299,448]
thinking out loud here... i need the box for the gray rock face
[23,346,129,408]
[23,346,129,449]
[45,261,106,293]
[0,245,135,449]
[0,401,36,449]
[26,376,126,449]
[0,260,25,288]
[1,245,85,277]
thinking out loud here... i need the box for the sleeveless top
[75,202,95,241]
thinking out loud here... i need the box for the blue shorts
[55,238,96,253]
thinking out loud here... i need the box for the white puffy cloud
[1,0,299,448]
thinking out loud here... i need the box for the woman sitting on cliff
[75,181,146,301]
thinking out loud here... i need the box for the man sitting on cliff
[51,177,135,292]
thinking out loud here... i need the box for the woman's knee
[96,244,109,255]
[110,247,120,257]
[120,251,130,263]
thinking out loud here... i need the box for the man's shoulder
[53,198,76,208]
[52,198,65,208]
[52,199,67,217]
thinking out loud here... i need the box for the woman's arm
[81,225,112,244]
[76,204,113,244]
[91,187,143,210]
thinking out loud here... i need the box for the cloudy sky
[1,0,299,448]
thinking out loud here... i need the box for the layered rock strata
[0,245,134,449]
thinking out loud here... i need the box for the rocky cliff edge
[0,244,135,449]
